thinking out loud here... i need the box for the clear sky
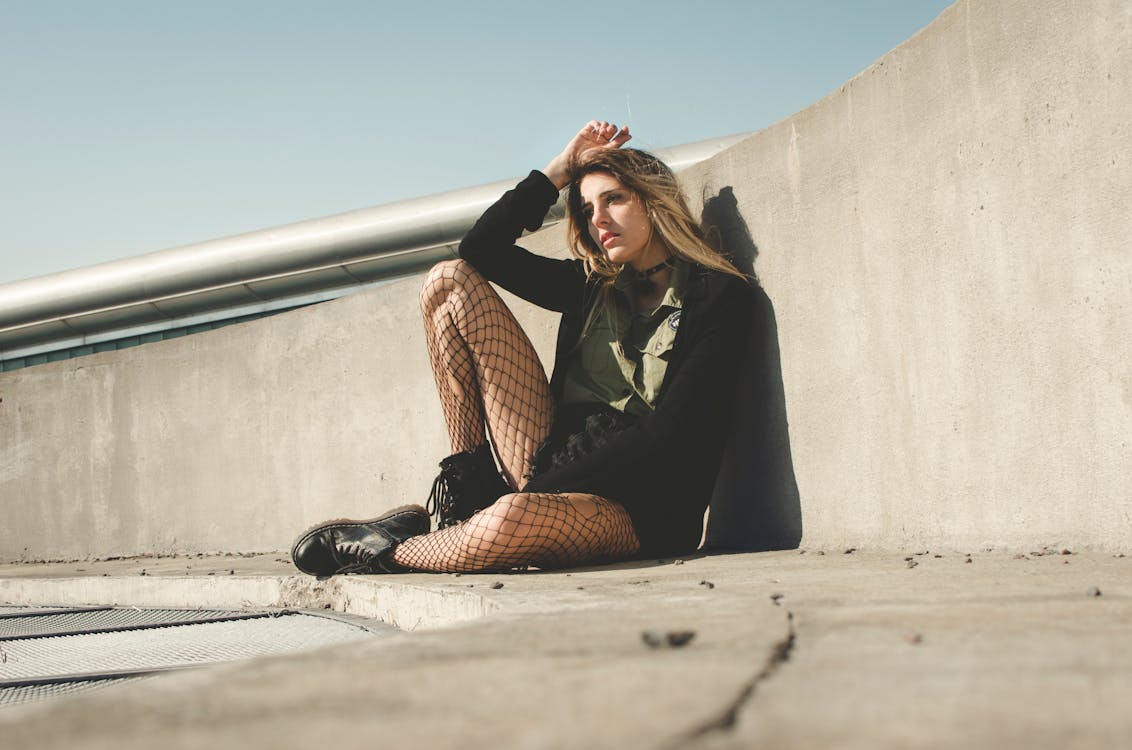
[1,0,952,285]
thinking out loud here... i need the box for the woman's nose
[591,205,610,226]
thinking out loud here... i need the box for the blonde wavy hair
[564,148,747,286]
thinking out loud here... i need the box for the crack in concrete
[669,610,796,747]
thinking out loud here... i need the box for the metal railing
[0,133,750,364]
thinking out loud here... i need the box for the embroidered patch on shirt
[667,310,682,331]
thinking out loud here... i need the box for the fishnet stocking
[420,259,554,486]
[391,492,640,572]
[405,260,640,572]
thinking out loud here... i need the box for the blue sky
[1,0,952,284]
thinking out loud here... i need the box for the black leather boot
[291,504,430,577]
[426,443,511,529]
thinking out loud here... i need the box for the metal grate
[0,607,272,640]
[0,607,76,616]
[0,677,144,707]
[0,608,381,708]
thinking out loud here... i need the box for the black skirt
[527,402,639,481]
[523,402,701,557]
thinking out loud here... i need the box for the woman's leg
[390,491,640,572]
[293,260,639,577]
[419,259,553,486]
[409,259,641,572]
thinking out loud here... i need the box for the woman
[292,121,756,576]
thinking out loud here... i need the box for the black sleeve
[458,170,586,313]
[523,274,758,519]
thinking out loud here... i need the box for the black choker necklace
[632,259,673,294]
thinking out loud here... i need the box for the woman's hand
[543,121,631,189]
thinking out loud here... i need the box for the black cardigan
[459,170,757,556]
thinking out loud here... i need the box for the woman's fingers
[546,121,632,188]
[582,121,630,148]
[583,120,606,140]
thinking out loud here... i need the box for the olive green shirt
[561,260,689,418]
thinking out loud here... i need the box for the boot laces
[426,461,470,529]
[333,541,380,575]
[426,472,453,527]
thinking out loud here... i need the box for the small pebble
[816,551,825,556]
[229,569,235,575]
[906,561,918,569]
[904,632,923,645]
[674,559,685,565]
[1013,553,1028,559]
[699,580,715,589]
[576,586,585,590]
[904,556,914,562]
[666,631,696,647]
[490,581,504,590]
[1061,548,1073,555]
[642,629,696,648]
[139,569,147,576]
[770,593,784,605]
[1087,586,1102,597]
[844,547,857,554]
[799,550,806,555]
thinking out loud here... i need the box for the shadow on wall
[700,187,803,552]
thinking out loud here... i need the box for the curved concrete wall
[684,0,1131,551]
[1,0,1129,560]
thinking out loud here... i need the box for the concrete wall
[682,0,1131,552]
[2,0,1129,560]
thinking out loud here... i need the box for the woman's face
[579,172,667,270]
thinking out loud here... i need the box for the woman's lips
[600,231,618,246]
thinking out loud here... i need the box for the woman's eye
[607,193,621,203]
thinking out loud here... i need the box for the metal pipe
[0,133,750,355]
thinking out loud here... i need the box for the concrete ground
[1,548,1129,749]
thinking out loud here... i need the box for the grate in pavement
[0,607,380,708]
